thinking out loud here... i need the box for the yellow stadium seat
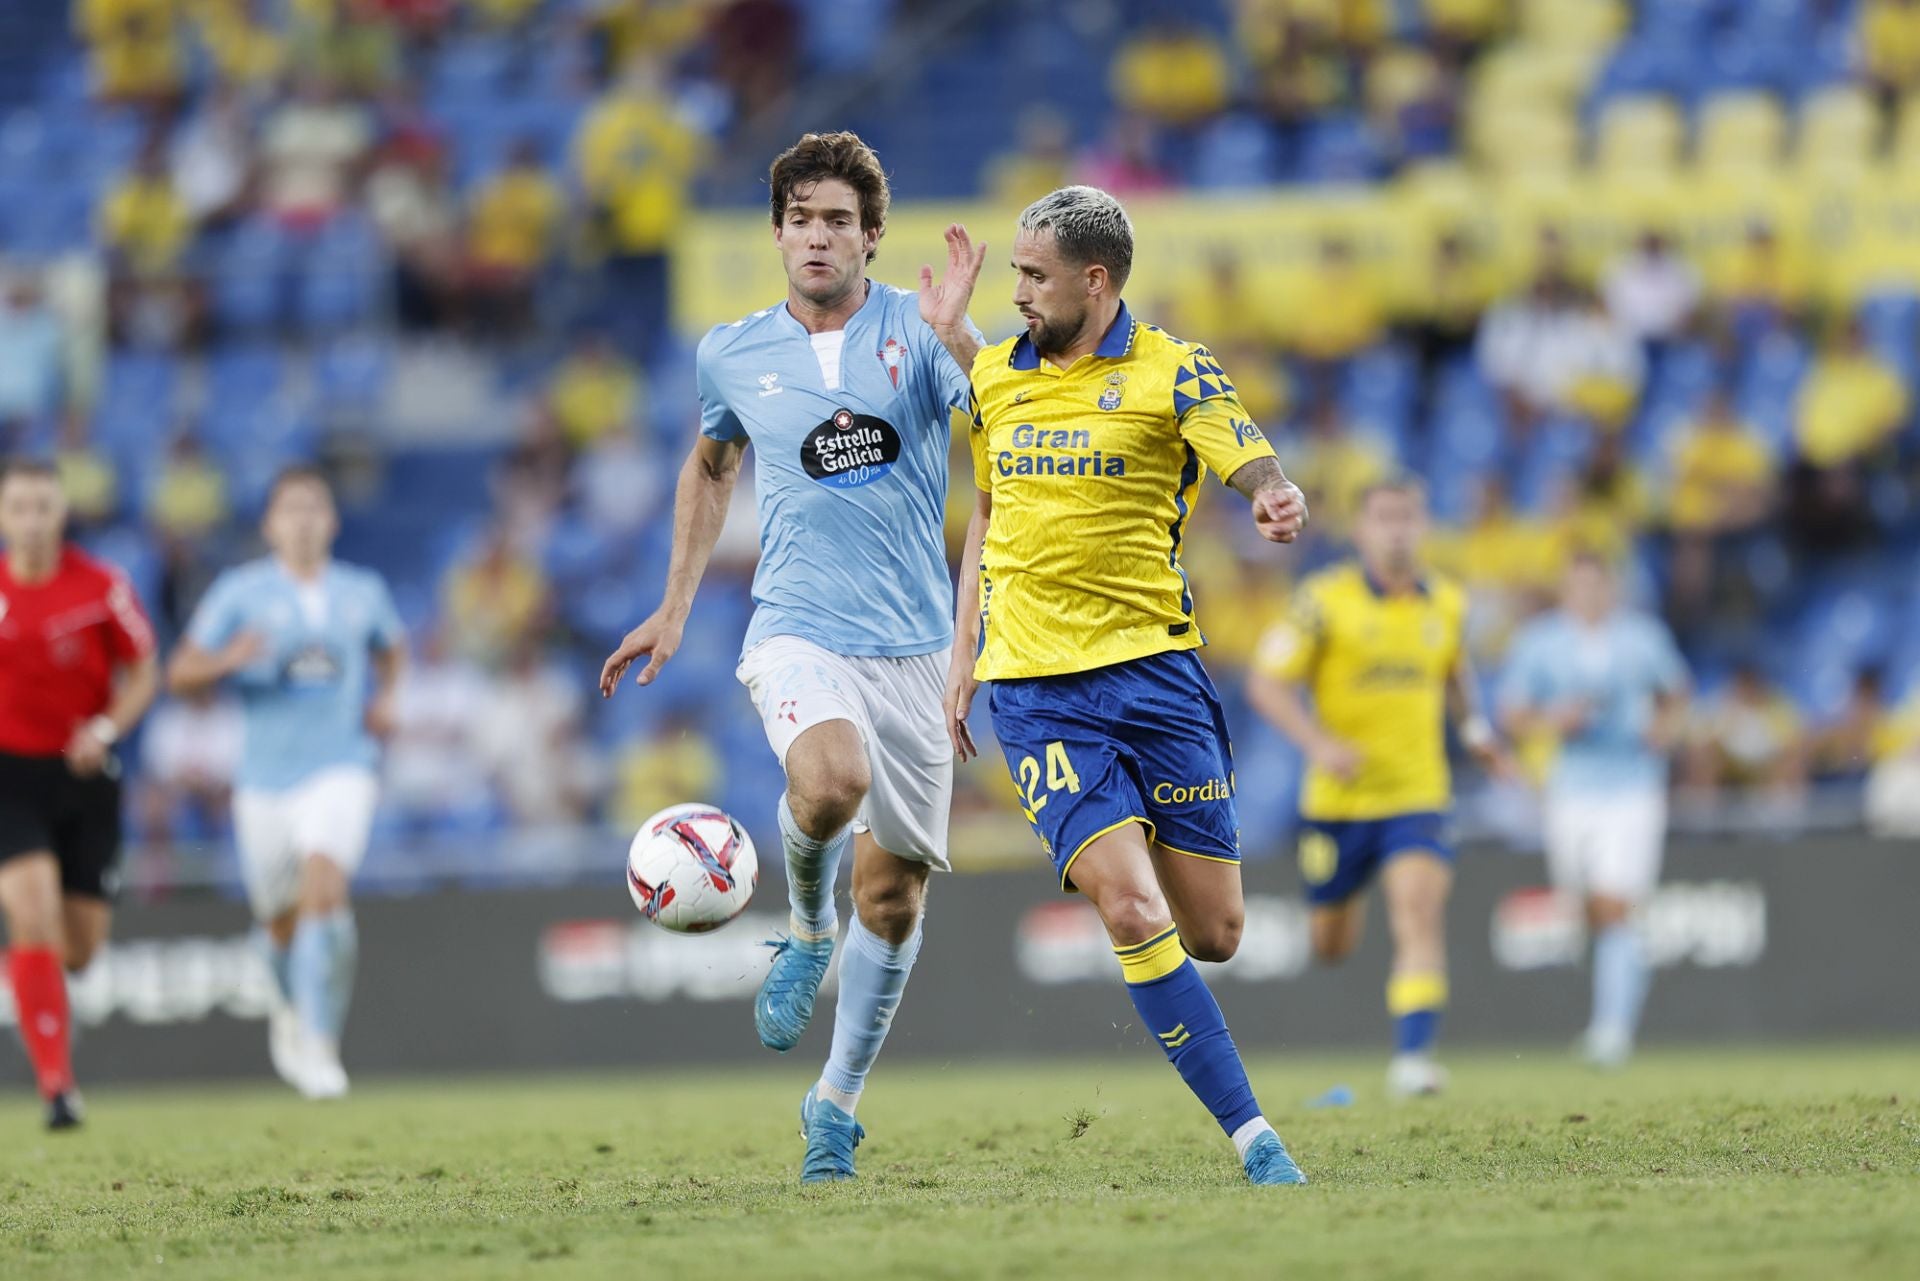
[1594,95,1685,175]
[1796,86,1883,173]
[1696,92,1787,174]
[1520,0,1627,51]
[1473,45,1574,113]
[1473,108,1581,178]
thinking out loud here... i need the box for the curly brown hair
[768,132,890,263]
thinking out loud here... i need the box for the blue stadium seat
[314,332,393,413]
[213,220,291,333]
[1297,115,1383,184]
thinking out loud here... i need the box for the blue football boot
[754,933,834,1052]
[798,1085,865,1183]
[1243,1131,1308,1186]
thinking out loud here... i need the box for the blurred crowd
[4,0,1920,886]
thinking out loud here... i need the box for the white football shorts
[1542,786,1667,903]
[736,635,953,870]
[233,765,380,919]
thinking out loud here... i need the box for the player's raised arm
[600,434,748,696]
[945,488,990,761]
[919,223,987,372]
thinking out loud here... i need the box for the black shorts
[0,751,124,900]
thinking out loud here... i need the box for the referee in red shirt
[0,458,158,1129]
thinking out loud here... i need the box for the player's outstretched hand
[600,610,685,697]
[944,653,980,762]
[1252,482,1309,543]
[919,224,987,333]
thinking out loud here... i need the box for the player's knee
[1587,895,1632,929]
[1096,886,1172,949]
[1310,917,1355,963]
[1,898,61,949]
[1182,914,1242,964]
[853,877,923,945]
[298,855,350,914]
[788,765,869,837]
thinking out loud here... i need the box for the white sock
[816,1079,860,1114]
[1230,1115,1276,1161]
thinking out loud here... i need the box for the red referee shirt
[0,546,156,757]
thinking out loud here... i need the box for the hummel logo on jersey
[758,372,783,397]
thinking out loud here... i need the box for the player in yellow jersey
[1248,478,1508,1098]
[919,186,1312,1185]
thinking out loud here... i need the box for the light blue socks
[289,909,358,1043]
[817,915,923,1113]
[778,794,850,943]
[254,926,293,1005]
[1590,922,1649,1048]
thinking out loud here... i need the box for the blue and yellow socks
[1115,926,1266,1145]
[777,795,849,943]
[289,908,357,1043]
[1388,970,1447,1057]
[817,915,922,1113]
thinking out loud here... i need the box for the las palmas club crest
[877,337,907,389]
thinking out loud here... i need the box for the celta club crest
[877,337,907,389]
[1099,370,1127,411]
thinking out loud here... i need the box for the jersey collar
[1363,567,1428,598]
[1008,302,1136,371]
[778,278,881,340]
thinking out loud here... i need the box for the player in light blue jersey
[167,465,404,1099]
[600,132,983,1183]
[1498,552,1689,1067]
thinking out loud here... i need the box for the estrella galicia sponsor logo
[803,409,902,489]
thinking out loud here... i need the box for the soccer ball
[626,803,759,933]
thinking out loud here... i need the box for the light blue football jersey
[697,282,975,658]
[1499,609,1689,794]
[185,557,404,790]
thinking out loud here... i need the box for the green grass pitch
[2,1044,1915,1280]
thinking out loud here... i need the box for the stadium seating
[0,0,1910,871]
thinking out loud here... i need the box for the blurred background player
[599,132,979,1183]
[0,457,158,1129]
[166,466,404,1100]
[1499,553,1690,1068]
[940,186,1313,1186]
[1248,478,1506,1099]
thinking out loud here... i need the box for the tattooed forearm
[1224,455,1288,500]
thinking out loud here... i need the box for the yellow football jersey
[1255,562,1467,820]
[967,304,1278,681]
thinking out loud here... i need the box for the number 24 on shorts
[1017,741,1082,817]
